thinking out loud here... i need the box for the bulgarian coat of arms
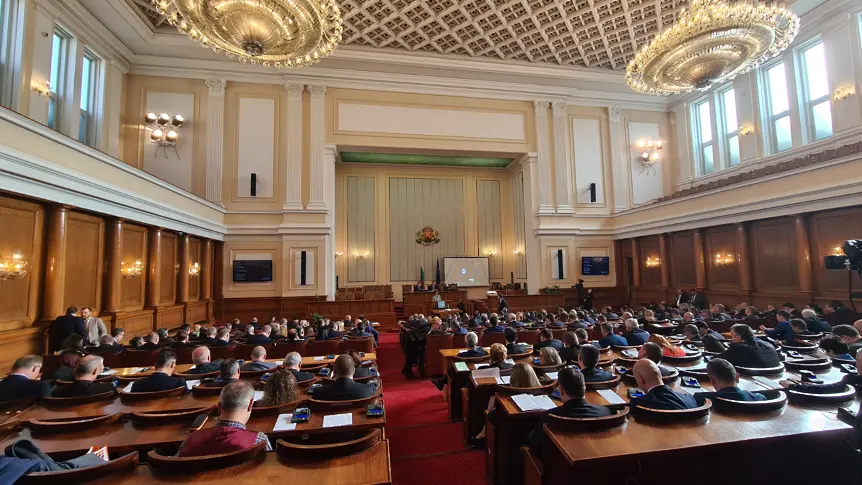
[415,226,440,245]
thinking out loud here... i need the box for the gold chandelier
[626,0,799,96]
[151,0,343,68]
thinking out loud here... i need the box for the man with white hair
[622,318,650,346]
[801,308,831,333]
[457,332,488,358]
[283,351,314,381]
[51,355,115,398]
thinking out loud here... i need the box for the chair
[713,390,788,413]
[122,350,160,367]
[176,370,219,380]
[481,332,507,346]
[131,406,217,424]
[634,399,712,421]
[452,333,468,348]
[516,330,540,345]
[91,351,124,369]
[496,382,557,396]
[550,329,566,341]
[323,373,377,384]
[532,363,565,374]
[297,363,329,372]
[584,374,622,390]
[786,385,856,405]
[276,428,382,458]
[118,386,186,403]
[546,407,630,431]
[147,441,267,474]
[251,399,302,417]
[17,451,138,485]
[341,337,374,354]
[782,342,820,353]
[521,446,543,485]
[796,332,824,342]
[208,345,237,360]
[307,339,341,356]
[43,390,116,407]
[307,393,381,411]
[191,384,228,397]
[612,344,642,351]
[55,375,117,386]
[508,351,533,361]
[171,346,195,365]
[295,377,316,388]
[277,340,308,357]
[238,369,270,380]
[27,413,123,435]
[735,363,785,376]
[662,352,703,364]
[784,357,833,372]
[425,333,454,377]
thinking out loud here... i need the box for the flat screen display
[582,256,610,276]
[443,257,490,287]
[233,260,273,282]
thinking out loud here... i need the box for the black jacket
[51,380,116,398]
[245,335,274,346]
[506,343,528,355]
[87,343,124,354]
[718,339,781,369]
[693,386,766,406]
[630,385,698,410]
[580,367,613,383]
[199,337,219,346]
[240,361,277,372]
[287,369,315,382]
[486,361,514,370]
[312,377,376,401]
[42,365,75,383]
[528,398,612,454]
[533,339,564,353]
[49,314,87,351]
[457,348,489,358]
[183,361,222,375]
[130,372,186,393]
[0,375,52,401]
[558,345,581,364]
[138,342,162,351]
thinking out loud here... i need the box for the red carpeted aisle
[376,332,485,485]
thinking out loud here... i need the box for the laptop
[437,300,446,309]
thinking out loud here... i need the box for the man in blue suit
[457,332,488,358]
[760,310,794,343]
[486,316,505,333]
[0,355,52,401]
[692,358,766,406]
[622,319,650,346]
[245,325,274,346]
[130,350,187,393]
[629,360,698,411]
[49,306,87,352]
[598,322,627,348]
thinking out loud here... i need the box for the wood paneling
[155,304,185,331]
[0,328,41,373]
[120,223,147,310]
[185,299,208,324]
[705,226,740,289]
[188,237,202,301]
[347,176,375,283]
[751,218,798,293]
[63,212,105,312]
[159,232,177,305]
[113,309,155,336]
[639,236,661,288]
[476,180,503,280]
[0,196,44,331]
[511,173,526,280]
[670,232,696,288]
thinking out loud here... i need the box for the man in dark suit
[50,355,116,398]
[457,332,488,358]
[139,332,163,351]
[497,296,508,314]
[527,368,612,454]
[558,332,581,365]
[629,359,698,410]
[693,358,766,406]
[486,316,505,333]
[87,335,124,353]
[801,308,831,334]
[283,352,314,382]
[240,346,277,372]
[245,325,274,346]
[504,328,528,355]
[718,324,781,369]
[212,327,233,346]
[578,344,613,382]
[674,289,690,307]
[185,347,223,375]
[0,355,52,401]
[833,325,862,356]
[638,342,677,378]
[598,321,628,348]
[313,354,378,401]
[49,307,87,352]
[621,319,650,346]
[760,310,794,344]
[202,359,240,388]
[200,327,219,346]
[130,350,187,393]
[450,321,468,335]
[170,330,194,348]
[41,351,82,382]
[533,328,564,353]
[689,289,707,311]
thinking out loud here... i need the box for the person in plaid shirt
[176,381,272,456]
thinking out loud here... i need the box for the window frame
[759,57,793,154]
[716,85,741,167]
[690,96,715,176]
[796,38,833,143]
[47,26,71,131]
[78,49,100,147]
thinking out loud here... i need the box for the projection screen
[443,257,490,287]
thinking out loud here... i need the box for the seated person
[486,316,505,333]
[59,334,87,354]
[801,308,831,334]
[539,347,563,367]
[533,328,564,353]
[285,328,304,342]
[760,310,794,343]
[111,328,126,347]
[184,347,223,375]
[819,336,854,361]
[550,314,567,328]
[629,359,698,410]
[638,342,678,378]
[508,362,541,388]
[598,321,628,348]
[202,359,240,387]
[41,350,82,382]
[457,332,488,358]
[783,319,816,346]
[212,327,233,346]
[692,358,766,406]
[0,355,52,401]
[170,330,194,348]
[504,328,528,355]
[574,328,589,345]
[130,350,186,392]
[352,320,376,339]
[558,331,581,364]
[484,343,513,370]
[649,334,686,357]
[200,327,219,346]
[621,318,650,346]
[450,321,468,335]
[343,349,375,378]
[51,356,116,398]
[157,328,174,346]
[578,344,613,382]
[683,324,701,342]
[718,324,781,369]
[780,352,862,393]
[696,321,725,341]
[256,369,298,407]
[283,351,314,382]
[245,325,274,346]
[427,318,450,336]
[86,334,124,354]
[832,325,862,356]
[312,354,377,401]
[177,381,272,456]
[138,331,162,351]
[527,368,613,454]
[240,346,277,372]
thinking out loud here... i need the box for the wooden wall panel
[120,223,147,310]
[0,197,44,331]
[63,212,104,312]
[751,218,799,293]
[159,232,178,305]
[705,226,740,289]
[639,236,661,287]
[0,328,41,373]
[346,176,375,283]
[670,232,696,289]
[476,180,504,280]
[810,208,862,299]
[511,173,527,280]
[185,299,207,323]
[188,237,202,301]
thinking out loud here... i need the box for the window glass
[803,43,829,100]
[702,146,714,174]
[728,135,740,166]
[698,101,712,143]
[774,115,792,152]
[80,56,91,111]
[722,88,737,132]
[767,64,789,114]
[811,101,833,140]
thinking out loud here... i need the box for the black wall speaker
[589,183,597,203]
[300,251,307,285]
[557,249,564,279]
[250,173,257,197]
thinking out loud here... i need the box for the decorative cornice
[533,100,550,115]
[205,79,227,96]
[552,101,568,117]
[607,106,623,122]
[308,85,327,95]
[285,83,305,94]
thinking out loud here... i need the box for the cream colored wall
[345,175,375,283]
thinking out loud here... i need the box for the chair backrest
[531,363,565,374]
[17,451,138,485]
[452,333,468,348]
[147,441,267,474]
[341,338,374,354]
[612,344,642,351]
[546,407,630,431]
[91,352,124,369]
[713,390,788,413]
[131,406,217,425]
[783,357,832,372]
[38,354,63,378]
[251,399,302,417]
[662,352,703,363]
[307,393,381,411]
[238,369,271,380]
[171,346,195,365]
[324,374,377,384]
[307,339,341,356]
[550,329,566,341]
[28,412,123,435]
[735,363,785,376]
[55,375,116,386]
[191,384,227,397]
[496,382,557,395]
[481,332,507,346]
[277,340,308,357]
[634,399,712,421]
[276,428,382,459]
[454,355,490,365]
[786,384,856,405]
[176,370,219,380]
[43,390,116,407]
[425,333,454,377]
[515,330,540,345]
[118,386,186,403]
[584,374,622,390]
[508,352,532,361]
[208,345,237,361]
[122,350,160,367]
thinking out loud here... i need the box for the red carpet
[376,333,485,485]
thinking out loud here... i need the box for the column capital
[285,83,305,94]
[308,85,327,95]
[533,100,549,114]
[607,106,623,122]
[551,100,567,117]
[205,79,227,96]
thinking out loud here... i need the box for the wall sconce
[644,256,661,268]
[0,250,27,281]
[636,138,662,175]
[335,252,344,259]
[485,250,498,257]
[188,262,201,277]
[353,251,370,260]
[833,86,856,103]
[832,246,845,256]
[145,112,184,159]
[121,260,143,279]
[31,80,51,97]
[512,249,523,256]
[739,125,755,137]
[714,253,735,266]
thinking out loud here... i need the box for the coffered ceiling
[127,0,691,70]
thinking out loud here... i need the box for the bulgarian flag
[420,266,425,287]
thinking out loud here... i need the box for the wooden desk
[86,441,392,485]
[486,294,566,313]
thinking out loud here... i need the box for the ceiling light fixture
[626,0,799,96]
[151,0,343,69]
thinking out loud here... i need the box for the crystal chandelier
[151,0,343,68]
[626,0,799,96]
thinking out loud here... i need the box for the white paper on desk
[273,414,296,432]
[100,370,118,376]
[122,382,134,392]
[546,372,559,380]
[498,375,511,385]
[504,359,515,365]
[323,413,353,428]
[188,365,196,370]
[253,391,265,401]
[596,389,627,405]
[511,393,556,411]
[313,356,325,361]
[749,375,782,389]
[185,380,200,391]
[471,367,501,381]
[275,361,284,366]
[532,395,557,410]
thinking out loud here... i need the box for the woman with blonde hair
[473,362,542,444]
[256,369,299,407]
[488,343,514,370]
[643,309,656,322]
[539,347,563,366]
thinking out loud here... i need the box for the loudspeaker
[300,250,307,285]
[589,183,596,203]
[250,173,257,197]
[557,249,564,279]
[824,255,848,270]
[336,275,339,289]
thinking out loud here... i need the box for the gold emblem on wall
[416,226,440,246]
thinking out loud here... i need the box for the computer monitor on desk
[437,300,447,309]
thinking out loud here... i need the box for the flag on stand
[419,266,425,287]
[435,260,441,286]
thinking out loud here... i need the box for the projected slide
[443,257,490,287]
